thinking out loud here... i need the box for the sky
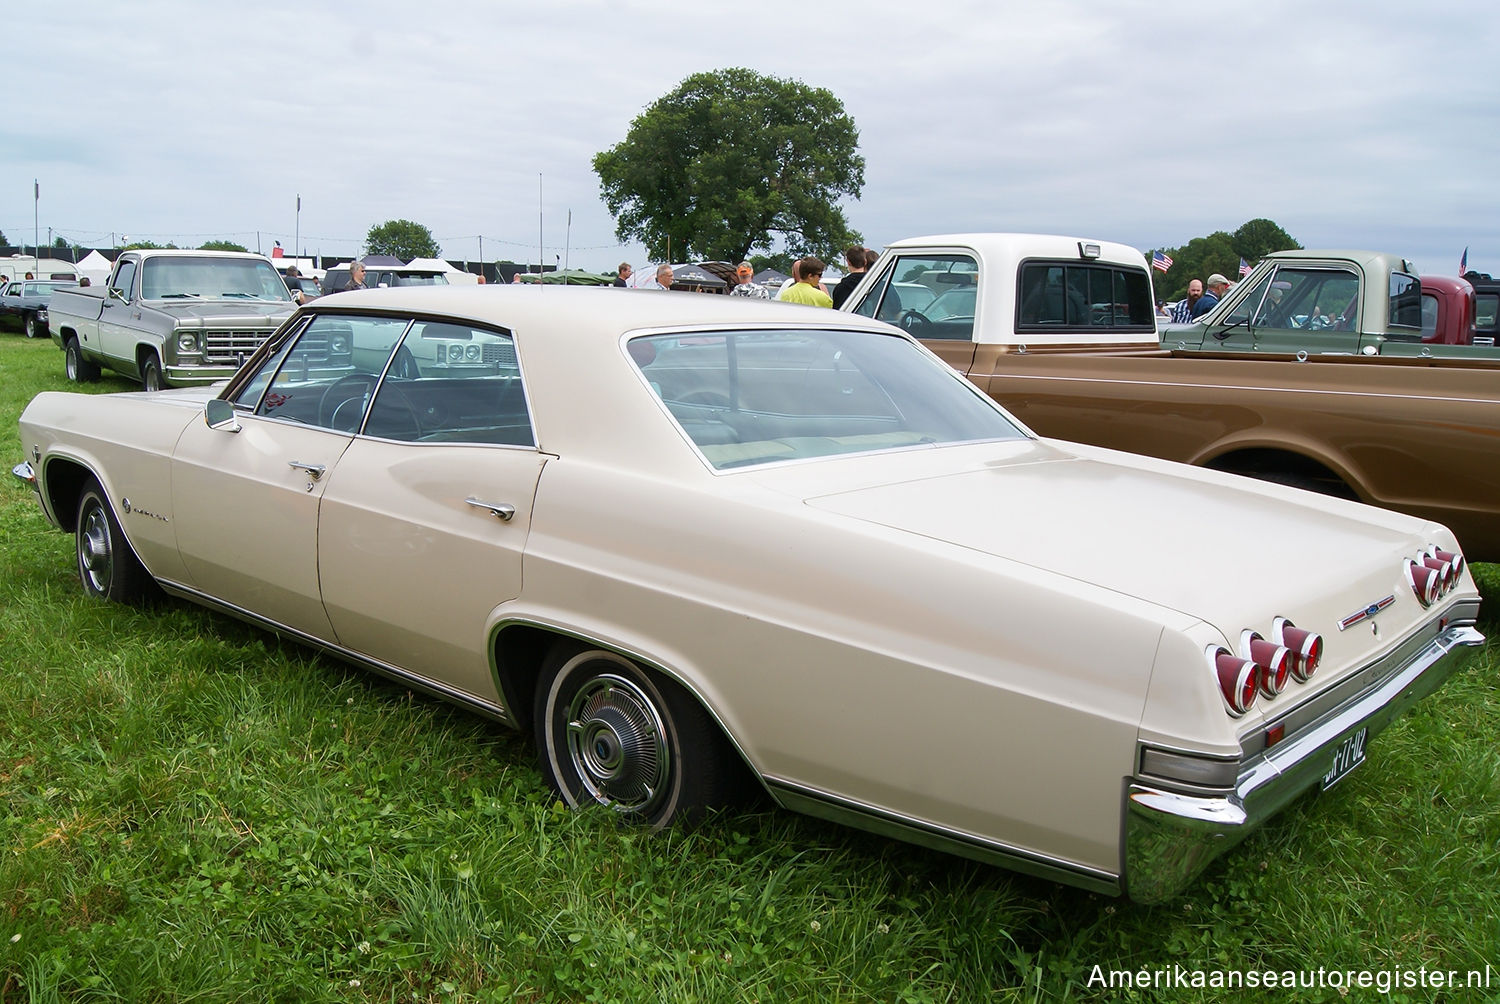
[5,0,1498,278]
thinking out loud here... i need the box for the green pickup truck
[1162,250,1494,358]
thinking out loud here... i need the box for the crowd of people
[610,246,881,308]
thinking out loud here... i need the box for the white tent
[406,257,480,285]
[76,250,115,285]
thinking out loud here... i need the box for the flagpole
[295,194,301,266]
[34,179,40,271]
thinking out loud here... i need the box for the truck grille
[204,329,273,361]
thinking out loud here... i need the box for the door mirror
[204,399,241,433]
[107,286,127,302]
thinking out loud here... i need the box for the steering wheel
[318,373,377,431]
[897,309,930,333]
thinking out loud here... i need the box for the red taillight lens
[1253,640,1292,696]
[1433,548,1465,581]
[1271,617,1322,682]
[1406,559,1441,607]
[1212,647,1258,717]
[1422,554,1456,594]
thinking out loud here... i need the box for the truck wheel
[65,337,100,383]
[141,353,164,392]
[24,312,40,338]
[75,479,156,605]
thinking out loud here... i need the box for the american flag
[1238,257,1251,278]
[1460,246,1469,276]
[1151,251,1172,272]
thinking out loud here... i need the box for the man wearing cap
[1192,273,1231,319]
[729,261,770,298]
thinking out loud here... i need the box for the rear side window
[1017,261,1154,332]
[1389,273,1422,330]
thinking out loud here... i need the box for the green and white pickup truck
[48,249,297,390]
[1162,249,1494,358]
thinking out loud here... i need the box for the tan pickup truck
[841,233,1500,560]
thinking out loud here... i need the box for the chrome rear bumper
[1124,622,1484,903]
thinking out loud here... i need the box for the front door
[315,318,542,705]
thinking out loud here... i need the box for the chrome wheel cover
[65,345,79,380]
[78,503,113,595]
[564,672,669,814]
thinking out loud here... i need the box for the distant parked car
[322,264,451,294]
[0,279,77,338]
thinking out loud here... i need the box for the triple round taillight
[1208,618,1323,718]
[1212,545,1464,718]
[1406,547,1465,608]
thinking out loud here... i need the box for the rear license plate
[1321,727,1368,791]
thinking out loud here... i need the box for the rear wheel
[65,337,100,382]
[75,480,155,605]
[141,353,163,392]
[533,644,735,827]
[24,312,40,338]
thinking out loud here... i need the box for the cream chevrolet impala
[13,287,1484,901]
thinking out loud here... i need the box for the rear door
[316,318,544,704]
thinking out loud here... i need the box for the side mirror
[204,399,242,433]
[107,286,127,302]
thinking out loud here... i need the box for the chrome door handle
[288,460,326,480]
[466,497,516,522]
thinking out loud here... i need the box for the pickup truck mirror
[204,399,241,433]
[107,286,128,302]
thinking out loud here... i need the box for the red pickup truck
[1418,274,1478,345]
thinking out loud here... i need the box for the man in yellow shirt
[777,256,833,308]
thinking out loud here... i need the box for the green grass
[1,334,1497,1002]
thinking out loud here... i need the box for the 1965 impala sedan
[13,286,1484,901]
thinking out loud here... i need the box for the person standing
[613,263,633,287]
[777,256,834,307]
[341,262,367,292]
[830,246,872,308]
[1170,279,1203,323]
[729,261,770,298]
[1194,273,1230,318]
[643,263,675,290]
[284,265,308,304]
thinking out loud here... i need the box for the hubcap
[66,347,78,380]
[79,505,113,594]
[564,673,669,814]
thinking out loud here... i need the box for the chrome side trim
[157,578,514,727]
[766,776,1121,896]
[1125,623,1483,904]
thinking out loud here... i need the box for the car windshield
[630,328,1027,469]
[392,273,449,286]
[140,256,294,301]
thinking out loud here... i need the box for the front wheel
[533,645,735,827]
[75,480,156,604]
[24,312,40,338]
[65,337,100,382]
[141,353,164,392]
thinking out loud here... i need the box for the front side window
[1420,293,1440,339]
[111,260,137,300]
[249,315,409,431]
[630,328,1024,470]
[1245,266,1360,330]
[1017,262,1154,331]
[848,254,976,338]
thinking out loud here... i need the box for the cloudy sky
[5,1,1497,277]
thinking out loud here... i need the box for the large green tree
[364,219,439,261]
[199,240,249,252]
[594,68,864,264]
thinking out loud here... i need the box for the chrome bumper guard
[12,461,37,491]
[1124,623,1484,903]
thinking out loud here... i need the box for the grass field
[1,333,1496,1003]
